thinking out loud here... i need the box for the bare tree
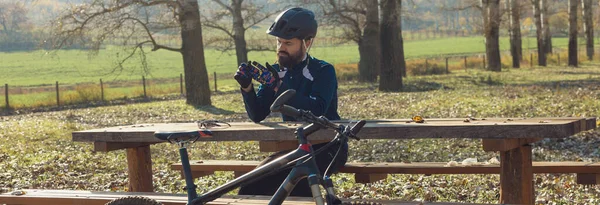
[201,0,281,64]
[0,1,28,33]
[542,0,552,54]
[50,0,211,106]
[568,0,578,67]
[532,0,547,66]
[581,0,594,60]
[317,0,380,82]
[379,0,405,91]
[506,0,522,68]
[481,0,502,71]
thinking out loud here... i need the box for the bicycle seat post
[175,140,199,203]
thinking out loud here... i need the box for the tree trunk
[232,0,248,64]
[533,0,547,66]
[483,0,501,71]
[542,0,552,54]
[379,0,405,91]
[508,0,522,68]
[358,0,380,82]
[179,0,211,106]
[398,1,406,77]
[582,0,594,60]
[568,0,578,67]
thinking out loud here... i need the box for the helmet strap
[302,38,313,68]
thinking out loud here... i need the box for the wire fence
[2,46,599,112]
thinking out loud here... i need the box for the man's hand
[234,62,252,89]
[248,61,280,88]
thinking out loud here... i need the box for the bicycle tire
[104,196,162,205]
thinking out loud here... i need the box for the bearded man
[233,7,345,197]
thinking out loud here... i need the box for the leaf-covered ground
[2,64,600,204]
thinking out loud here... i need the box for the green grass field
[0,36,575,86]
[0,36,596,109]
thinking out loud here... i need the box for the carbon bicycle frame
[177,122,343,205]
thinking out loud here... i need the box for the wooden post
[445,57,449,73]
[56,81,60,107]
[425,59,428,73]
[464,56,467,69]
[483,55,486,69]
[558,54,561,65]
[180,73,184,96]
[214,72,217,93]
[126,146,154,192]
[142,76,147,98]
[499,145,534,204]
[4,84,8,110]
[530,53,533,67]
[100,79,104,102]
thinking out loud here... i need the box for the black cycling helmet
[267,7,317,40]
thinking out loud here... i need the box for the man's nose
[277,44,287,53]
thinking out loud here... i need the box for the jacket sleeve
[241,84,277,123]
[288,65,337,117]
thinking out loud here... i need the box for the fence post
[530,53,533,67]
[4,84,8,110]
[56,81,60,107]
[464,56,467,69]
[483,55,486,69]
[425,59,428,73]
[214,72,217,93]
[445,57,449,73]
[180,73,184,96]
[558,54,560,65]
[142,76,147,98]
[100,79,104,102]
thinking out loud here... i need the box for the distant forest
[0,0,597,51]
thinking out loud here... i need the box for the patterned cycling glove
[248,61,280,88]
[234,62,252,88]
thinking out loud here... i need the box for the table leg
[499,145,534,204]
[126,145,154,192]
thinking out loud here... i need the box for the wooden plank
[72,118,593,143]
[481,138,542,152]
[586,117,597,130]
[355,174,387,183]
[499,145,533,205]
[259,140,330,152]
[126,146,153,192]
[173,160,600,176]
[0,189,502,205]
[577,173,600,184]
[94,142,154,152]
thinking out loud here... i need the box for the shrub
[334,63,359,81]
[407,59,449,76]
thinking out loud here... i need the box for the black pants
[238,142,348,197]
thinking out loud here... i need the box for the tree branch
[211,0,233,13]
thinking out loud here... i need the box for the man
[233,7,346,197]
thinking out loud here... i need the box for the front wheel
[105,196,162,205]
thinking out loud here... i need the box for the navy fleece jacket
[241,55,340,122]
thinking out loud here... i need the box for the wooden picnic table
[72,117,596,204]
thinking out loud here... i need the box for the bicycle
[106,89,372,205]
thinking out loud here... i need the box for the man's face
[276,37,307,69]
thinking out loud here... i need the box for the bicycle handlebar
[271,89,364,141]
[270,89,302,118]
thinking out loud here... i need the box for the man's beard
[277,50,304,69]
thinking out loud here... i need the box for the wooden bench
[0,189,500,205]
[172,160,600,184]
